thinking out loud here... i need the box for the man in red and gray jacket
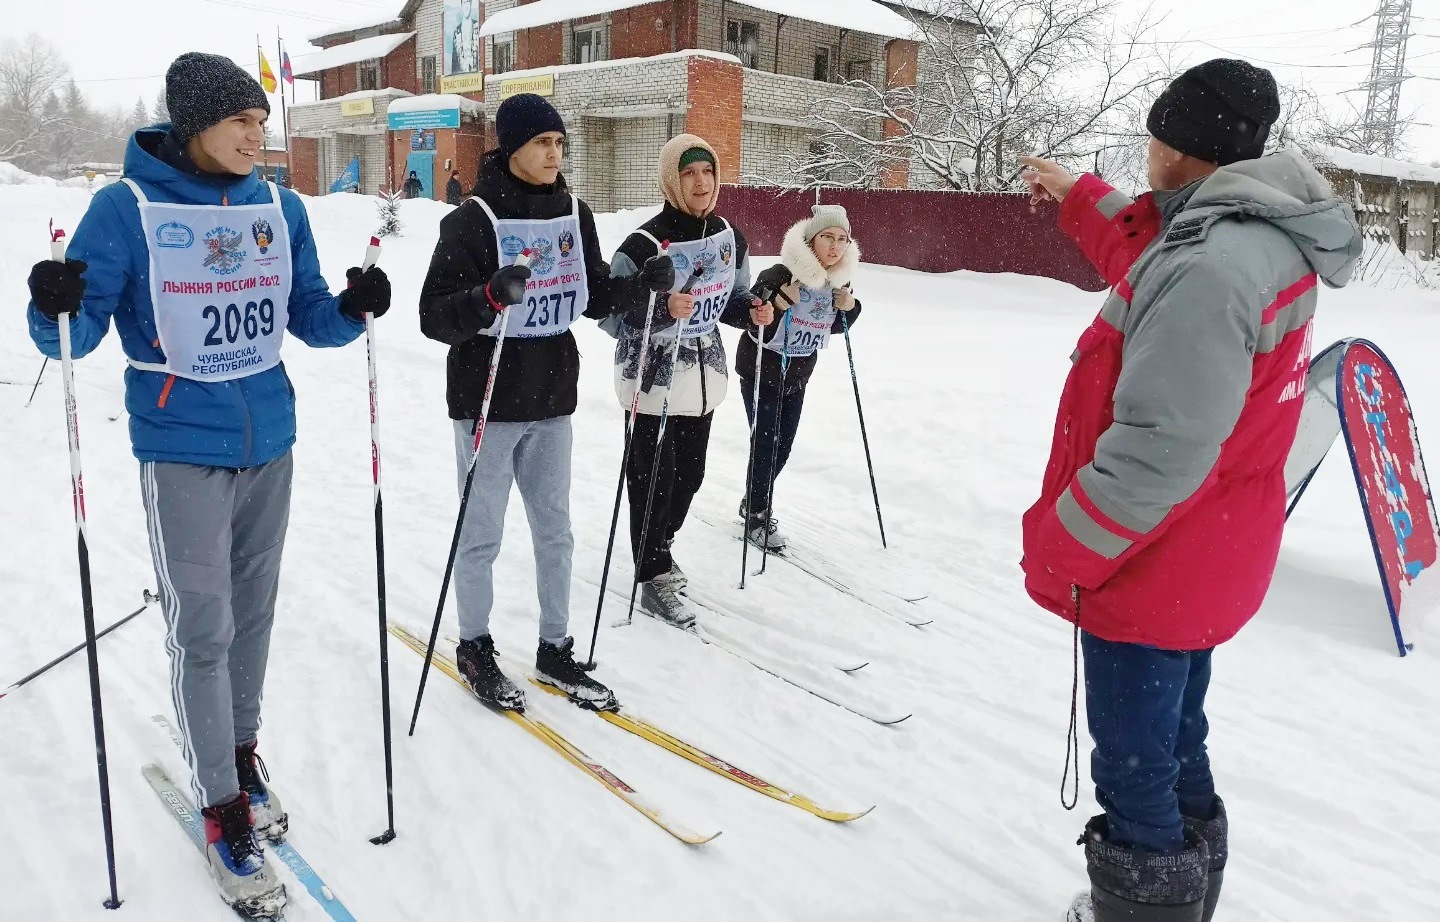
[1021,59,1361,922]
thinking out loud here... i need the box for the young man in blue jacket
[25,53,391,917]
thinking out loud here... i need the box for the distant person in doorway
[403,169,424,199]
[446,168,464,205]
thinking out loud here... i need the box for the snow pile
[1351,238,1440,290]
[2,184,1439,921]
[0,162,60,187]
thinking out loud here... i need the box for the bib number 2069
[203,299,276,346]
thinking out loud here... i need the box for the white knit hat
[803,204,851,241]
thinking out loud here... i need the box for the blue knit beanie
[496,94,566,159]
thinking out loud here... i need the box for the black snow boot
[455,635,525,711]
[537,637,619,711]
[1183,798,1227,922]
[1068,815,1209,921]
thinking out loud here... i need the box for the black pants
[741,382,807,523]
[627,412,714,582]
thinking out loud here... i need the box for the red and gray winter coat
[1022,151,1362,650]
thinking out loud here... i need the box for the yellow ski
[390,623,720,846]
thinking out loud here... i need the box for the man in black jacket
[419,93,671,712]
[445,169,464,205]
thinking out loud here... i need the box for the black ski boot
[455,635,525,710]
[537,637,618,711]
[236,740,288,842]
[1183,798,1227,922]
[1066,815,1209,921]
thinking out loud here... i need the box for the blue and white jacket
[27,125,363,468]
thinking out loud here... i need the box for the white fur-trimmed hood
[779,220,861,289]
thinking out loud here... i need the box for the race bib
[643,223,737,342]
[764,285,834,358]
[124,179,293,382]
[474,196,590,339]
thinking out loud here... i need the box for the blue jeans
[1082,632,1217,852]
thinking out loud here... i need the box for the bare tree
[0,33,71,166]
[766,0,1173,192]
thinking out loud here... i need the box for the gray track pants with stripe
[141,453,292,808]
[453,417,573,646]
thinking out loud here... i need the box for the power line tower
[1359,0,1413,156]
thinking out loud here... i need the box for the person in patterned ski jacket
[605,133,767,626]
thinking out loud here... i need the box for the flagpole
[277,28,291,186]
[257,35,270,172]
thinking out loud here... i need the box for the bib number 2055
[203,299,277,346]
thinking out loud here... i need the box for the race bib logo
[527,236,556,276]
[203,227,246,276]
[692,251,716,282]
[670,251,691,274]
[720,241,733,266]
[557,229,576,258]
[155,222,194,249]
[500,234,527,262]
[251,218,275,254]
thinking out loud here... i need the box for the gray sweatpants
[140,453,292,808]
[452,417,573,646]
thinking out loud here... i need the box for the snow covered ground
[2,183,1439,921]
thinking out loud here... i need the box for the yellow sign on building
[341,97,375,117]
[499,74,555,99]
[441,73,485,94]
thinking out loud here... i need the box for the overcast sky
[8,0,1440,161]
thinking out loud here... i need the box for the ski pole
[839,303,886,548]
[25,358,48,407]
[622,264,706,627]
[357,236,398,845]
[585,243,671,667]
[1,590,156,701]
[759,307,793,577]
[739,296,772,590]
[410,249,531,736]
[50,220,123,910]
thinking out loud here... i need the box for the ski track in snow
[2,185,1439,921]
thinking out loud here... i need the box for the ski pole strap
[1060,586,1081,811]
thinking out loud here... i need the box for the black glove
[753,264,794,305]
[28,259,88,321]
[639,253,676,293]
[486,263,532,308]
[341,266,391,320]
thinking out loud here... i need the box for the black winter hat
[1147,59,1280,166]
[496,93,566,159]
[166,52,271,143]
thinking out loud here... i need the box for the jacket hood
[780,219,861,289]
[1184,149,1362,288]
[125,124,267,204]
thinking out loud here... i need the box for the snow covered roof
[386,94,484,116]
[291,32,416,77]
[480,0,918,40]
[1309,144,1440,185]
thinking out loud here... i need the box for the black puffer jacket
[419,151,641,421]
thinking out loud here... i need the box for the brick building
[285,0,921,207]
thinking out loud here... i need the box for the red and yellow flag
[258,51,278,93]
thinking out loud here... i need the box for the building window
[726,20,760,69]
[814,47,832,82]
[573,26,607,65]
[845,59,873,83]
[492,40,513,75]
[359,61,379,91]
[422,56,437,93]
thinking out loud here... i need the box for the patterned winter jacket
[1022,151,1362,650]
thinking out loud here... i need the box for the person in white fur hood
[737,204,863,550]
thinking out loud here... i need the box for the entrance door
[405,151,437,199]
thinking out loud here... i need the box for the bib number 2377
[202,298,278,346]
[523,291,578,329]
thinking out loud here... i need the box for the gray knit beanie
[803,204,851,241]
[166,52,271,143]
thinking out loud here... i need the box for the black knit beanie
[1147,59,1280,166]
[496,93,566,159]
[166,53,271,143]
